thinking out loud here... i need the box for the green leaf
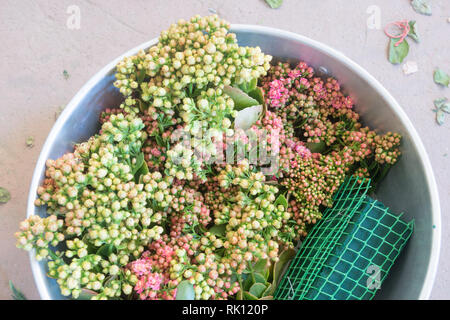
[441,103,450,114]
[253,272,266,284]
[134,161,149,183]
[243,274,253,291]
[248,87,265,105]
[249,283,267,298]
[96,243,115,258]
[411,0,432,16]
[136,99,147,113]
[434,98,448,109]
[272,248,296,287]
[253,259,269,279]
[208,224,227,237]
[239,78,258,93]
[175,280,195,300]
[131,152,145,175]
[258,295,273,300]
[0,187,11,204]
[262,283,275,297]
[63,70,70,80]
[434,68,450,87]
[274,194,288,209]
[436,109,445,125]
[388,38,409,64]
[26,136,35,148]
[243,291,259,300]
[9,281,27,300]
[137,69,146,84]
[75,289,98,300]
[407,21,419,42]
[265,0,283,9]
[305,141,327,153]
[223,85,259,111]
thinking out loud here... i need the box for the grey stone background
[0,0,448,299]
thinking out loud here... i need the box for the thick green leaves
[132,152,149,182]
[388,38,409,64]
[208,224,227,237]
[223,85,259,111]
[248,87,265,105]
[243,291,259,300]
[176,280,195,300]
[411,0,432,16]
[132,152,145,175]
[239,78,258,93]
[306,141,327,153]
[434,68,450,87]
[265,0,283,9]
[96,243,115,258]
[253,259,269,280]
[249,283,267,298]
[274,194,288,209]
[272,248,296,287]
[76,288,98,300]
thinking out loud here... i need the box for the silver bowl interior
[27,25,441,300]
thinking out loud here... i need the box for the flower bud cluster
[214,160,295,272]
[15,215,64,260]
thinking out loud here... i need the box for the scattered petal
[402,61,418,75]
[235,105,262,130]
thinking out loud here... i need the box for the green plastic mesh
[275,176,414,300]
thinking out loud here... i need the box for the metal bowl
[27,25,441,300]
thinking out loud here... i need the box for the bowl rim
[27,24,441,300]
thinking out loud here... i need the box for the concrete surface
[0,0,448,300]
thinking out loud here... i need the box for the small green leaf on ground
[389,38,409,64]
[434,69,450,87]
[436,110,445,125]
[55,105,66,120]
[265,0,283,9]
[411,0,432,16]
[407,21,419,42]
[9,281,27,300]
[0,187,11,203]
[63,70,70,80]
[433,98,450,125]
[26,136,34,148]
